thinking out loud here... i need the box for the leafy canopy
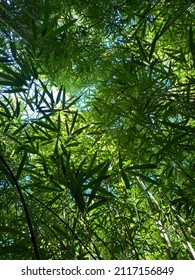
[0,0,195,259]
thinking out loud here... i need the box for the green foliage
[0,0,195,260]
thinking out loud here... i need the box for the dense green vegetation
[0,0,195,259]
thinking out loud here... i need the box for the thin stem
[27,191,97,260]
[0,154,41,260]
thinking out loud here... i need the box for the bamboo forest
[0,0,195,260]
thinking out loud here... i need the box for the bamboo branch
[27,191,97,260]
[0,154,41,260]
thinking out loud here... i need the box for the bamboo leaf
[57,113,61,133]
[118,150,123,170]
[35,120,58,132]
[97,187,115,198]
[65,120,70,136]
[87,198,111,212]
[1,64,27,85]
[16,152,28,180]
[71,125,89,136]
[72,191,86,213]
[2,88,27,94]
[149,35,158,62]
[156,133,188,156]
[87,151,98,171]
[44,20,77,39]
[189,24,194,55]
[125,164,157,171]
[10,41,17,59]
[135,36,148,62]
[66,142,80,147]
[12,123,28,136]
[70,110,78,134]
[128,171,157,184]
[47,193,62,207]
[0,80,22,87]
[65,94,83,110]
[14,95,20,117]
[0,100,11,117]
[53,225,67,237]
[43,0,51,29]
[62,88,66,110]
[86,174,111,189]
[121,171,130,189]
[85,161,109,179]
[56,85,63,104]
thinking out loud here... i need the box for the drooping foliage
[0,0,195,259]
